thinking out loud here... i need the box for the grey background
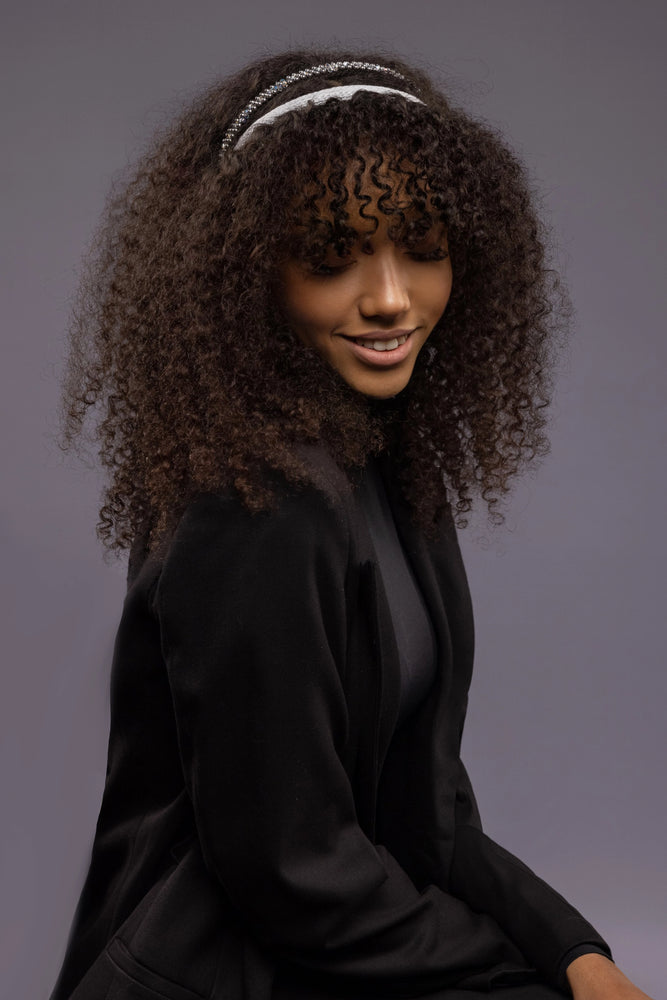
[2,1,665,997]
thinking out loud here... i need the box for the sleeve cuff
[557,943,614,994]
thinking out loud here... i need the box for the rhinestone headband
[220,60,414,156]
[233,85,425,151]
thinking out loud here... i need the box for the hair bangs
[278,144,451,269]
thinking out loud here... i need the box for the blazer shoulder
[131,445,361,597]
[157,466,356,597]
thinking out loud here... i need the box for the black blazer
[49,446,610,1000]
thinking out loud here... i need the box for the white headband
[232,84,425,151]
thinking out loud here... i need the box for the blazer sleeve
[154,488,532,997]
[450,756,613,993]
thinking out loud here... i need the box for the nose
[357,250,411,321]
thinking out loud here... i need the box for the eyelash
[310,248,450,277]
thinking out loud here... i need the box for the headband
[219,60,423,156]
[232,85,424,151]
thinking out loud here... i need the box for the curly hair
[58,47,570,556]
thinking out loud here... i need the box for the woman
[50,50,652,1000]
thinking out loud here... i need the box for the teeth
[355,334,408,352]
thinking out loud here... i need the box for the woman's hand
[566,953,655,1000]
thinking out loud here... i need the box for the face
[277,168,453,399]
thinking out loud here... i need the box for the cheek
[429,266,453,316]
[281,284,327,335]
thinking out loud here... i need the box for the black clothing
[49,446,612,1000]
[356,456,437,729]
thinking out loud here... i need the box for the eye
[308,258,353,277]
[408,247,450,262]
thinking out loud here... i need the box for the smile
[354,334,409,352]
[342,330,416,368]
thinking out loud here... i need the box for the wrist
[566,952,622,993]
[558,944,611,991]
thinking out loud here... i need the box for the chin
[350,370,414,399]
[361,385,405,400]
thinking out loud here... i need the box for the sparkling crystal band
[219,61,415,156]
[233,85,425,151]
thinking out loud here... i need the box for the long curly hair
[58,47,570,556]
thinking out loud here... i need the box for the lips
[341,329,416,367]
[354,333,409,352]
[343,328,414,351]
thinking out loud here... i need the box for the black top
[356,456,437,730]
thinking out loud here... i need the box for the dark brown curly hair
[58,47,570,556]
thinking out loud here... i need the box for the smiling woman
[279,164,453,398]
[49,48,653,1000]
[57,52,564,546]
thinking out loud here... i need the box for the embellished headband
[232,85,425,151]
[219,60,423,156]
